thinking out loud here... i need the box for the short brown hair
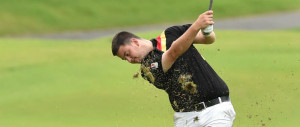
[111,31,140,56]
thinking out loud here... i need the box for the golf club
[202,0,214,36]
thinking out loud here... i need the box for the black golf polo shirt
[140,24,229,112]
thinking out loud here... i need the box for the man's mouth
[133,58,141,63]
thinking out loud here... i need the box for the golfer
[111,10,236,127]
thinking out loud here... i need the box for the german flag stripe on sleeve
[156,31,167,52]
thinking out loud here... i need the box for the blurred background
[0,0,299,127]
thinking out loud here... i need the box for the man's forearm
[194,31,216,44]
[203,31,216,44]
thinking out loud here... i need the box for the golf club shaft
[209,0,213,10]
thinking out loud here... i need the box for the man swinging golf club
[111,0,236,126]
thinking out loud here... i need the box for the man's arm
[161,11,214,72]
[193,31,216,44]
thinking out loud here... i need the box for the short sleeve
[164,24,192,49]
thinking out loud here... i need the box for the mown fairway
[0,30,299,127]
[1,0,300,36]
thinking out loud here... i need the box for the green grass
[0,30,300,127]
[289,28,300,32]
[1,0,300,36]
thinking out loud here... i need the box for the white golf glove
[202,25,213,36]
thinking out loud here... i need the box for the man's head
[112,31,152,64]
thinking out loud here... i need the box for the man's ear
[131,38,139,46]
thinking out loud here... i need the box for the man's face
[117,40,142,64]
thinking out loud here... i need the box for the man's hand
[194,11,214,30]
